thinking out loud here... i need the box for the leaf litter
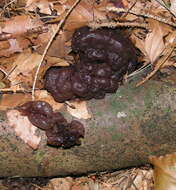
[0,0,175,188]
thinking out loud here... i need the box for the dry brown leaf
[8,52,42,87]
[44,177,73,190]
[137,40,175,86]
[150,153,176,190]
[67,101,91,119]
[7,109,41,149]
[26,0,54,14]
[0,40,10,50]
[2,15,43,36]
[71,185,90,190]
[0,38,30,57]
[0,94,31,110]
[46,55,70,66]
[0,90,64,111]
[50,0,107,31]
[37,29,73,58]
[131,33,147,60]
[144,20,165,63]
[170,0,176,16]
[7,52,69,88]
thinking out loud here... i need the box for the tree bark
[0,77,176,177]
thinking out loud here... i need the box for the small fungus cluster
[17,27,138,149]
[44,26,138,103]
[17,101,85,148]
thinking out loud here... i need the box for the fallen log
[0,77,176,177]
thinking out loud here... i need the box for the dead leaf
[44,177,73,190]
[131,32,147,59]
[7,109,41,149]
[46,55,70,66]
[144,20,165,63]
[67,101,91,119]
[8,52,42,87]
[0,90,64,111]
[150,153,176,190]
[0,94,31,110]
[2,15,43,36]
[37,29,73,58]
[170,0,176,16]
[26,0,54,15]
[137,40,175,86]
[49,0,107,31]
[0,38,30,57]
[71,185,90,190]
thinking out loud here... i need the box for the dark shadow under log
[0,77,176,177]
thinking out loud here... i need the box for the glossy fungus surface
[17,101,85,148]
[44,26,138,102]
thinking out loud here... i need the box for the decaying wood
[0,76,176,177]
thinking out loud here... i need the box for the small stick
[107,7,176,28]
[89,21,148,29]
[154,0,176,18]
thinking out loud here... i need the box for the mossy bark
[0,77,176,177]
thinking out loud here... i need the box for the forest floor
[0,165,153,190]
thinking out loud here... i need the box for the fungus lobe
[44,26,138,103]
[17,101,85,148]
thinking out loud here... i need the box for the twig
[32,0,82,100]
[0,67,8,76]
[88,21,148,29]
[107,7,176,28]
[4,65,17,79]
[3,0,17,10]
[154,0,176,18]
[0,88,41,94]
[65,101,76,109]
[127,63,152,78]
[122,0,137,18]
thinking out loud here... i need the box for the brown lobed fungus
[17,101,85,148]
[44,26,138,103]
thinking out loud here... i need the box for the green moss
[9,143,19,152]
[34,150,46,163]
[111,133,123,141]
[105,126,116,133]
[131,108,144,118]
[109,98,127,113]
[162,107,171,114]
[95,111,103,117]
[144,90,156,109]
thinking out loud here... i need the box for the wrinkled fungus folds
[44,26,138,102]
[17,101,85,148]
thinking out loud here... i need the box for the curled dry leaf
[150,153,176,190]
[144,20,166,63]
[67,101,91,119]
[7,109,41,149]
